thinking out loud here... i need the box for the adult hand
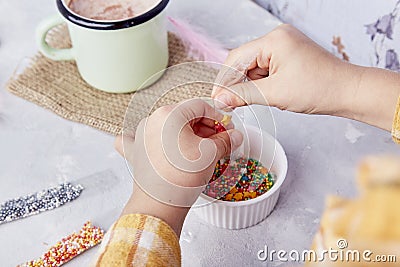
[212,24,400,131]
[212,24,358,116]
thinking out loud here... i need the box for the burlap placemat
[6,25,218,135]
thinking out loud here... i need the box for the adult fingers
[213,77,274,108]
[212,37,271,98]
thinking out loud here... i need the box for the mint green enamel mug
[37,0,169,93]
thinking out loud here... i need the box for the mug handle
[36,15,74,61]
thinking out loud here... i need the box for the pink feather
[168,17,229,64]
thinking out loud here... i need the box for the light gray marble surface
[0,1,399,266]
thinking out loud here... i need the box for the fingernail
[214,94,230,109]
[231,130,243,147]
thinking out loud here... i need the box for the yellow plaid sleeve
[393,96,400,144]
[92,214,181,267]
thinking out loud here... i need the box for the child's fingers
[170,99,224,125]
[193,124,217,138]
[247,67,269,80]
[208,129,243,161]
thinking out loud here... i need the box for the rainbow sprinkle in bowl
[194,125,288,229]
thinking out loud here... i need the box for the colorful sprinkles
[214,121,226,133]
[204,157,276,201]
[208,115,276,202]
[0,183,83,225]
[20,221,104,267]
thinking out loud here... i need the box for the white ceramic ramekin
[194,125,288,229]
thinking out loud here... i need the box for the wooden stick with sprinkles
[0,183,83,225]
[19,221,104,267]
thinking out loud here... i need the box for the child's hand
[212,24,358,117]
[115,99,243,235]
